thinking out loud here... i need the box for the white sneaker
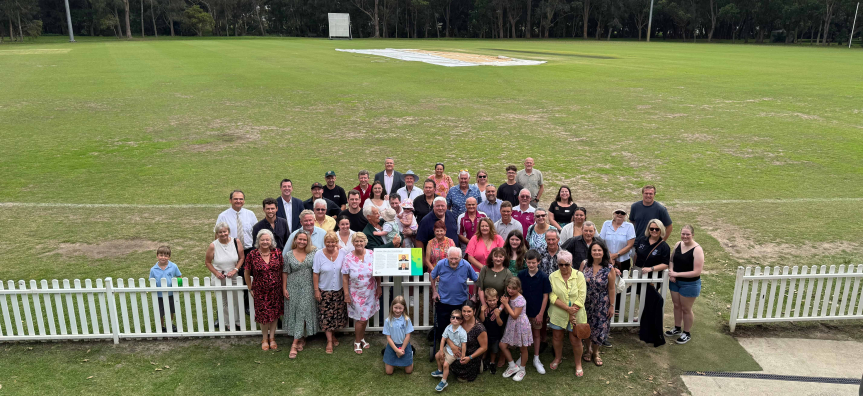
[533,355,546,374]
[513,367,526,381]
[502,362,520,378]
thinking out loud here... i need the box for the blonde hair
[350,232,368,245]
[290,231,315,253]
[505,277,522,294]
[484,288,498,299]
[388,295,411,323]
[323,231,339,244]
[644,219,666,238]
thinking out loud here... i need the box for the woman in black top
[666,225,704,345]
[548,186,576,231]
[631,219,670,280]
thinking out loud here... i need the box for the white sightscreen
[328,13,351,39]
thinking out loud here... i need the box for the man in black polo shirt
[497,165,523,206]
[304,182,341,217]
[321,170,348,211]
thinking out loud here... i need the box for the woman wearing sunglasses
[630,219,670,297]
[471,169,492,202]
[546,250,587,376]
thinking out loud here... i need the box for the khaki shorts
[444,352,458,365]
[532,320,543,330]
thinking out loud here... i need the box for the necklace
[325,249,338,262]
[217,239,232,254]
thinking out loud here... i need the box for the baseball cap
[325,171,336,177]
[311,182,324,189]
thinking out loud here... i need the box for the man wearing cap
[416,197,459,249]
[277,179,305,233]
[374,157,405,198]
[396,170,422,204]
[304,182,340,217]
[477,184,502,223]
[322,171,347,211]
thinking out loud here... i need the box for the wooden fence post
[105,278,121,344]
[729,266,745,332]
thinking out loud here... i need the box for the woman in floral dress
[341,232,381,354]
[424,220,455,272]
[244,229,284,351]
[282,231,319,359]
[579,241,616,367]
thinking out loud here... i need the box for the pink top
[465,234,505,271]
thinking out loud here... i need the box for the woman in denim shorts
[666,225,704,345]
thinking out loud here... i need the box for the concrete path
[682,338,863,396]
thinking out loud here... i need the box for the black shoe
[172,325,178,333]
[213,321,220,329]
[664,328,682,337]
[161,327,168,333]
[235,325,241,331]
[601,340,613,348]
[489,364,497,375]
[676,333,691,344]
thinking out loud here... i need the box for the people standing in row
[374,157,405,198]
[516,158,544,208]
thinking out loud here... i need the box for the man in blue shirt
[430,246,479,356]
[446,171,482,217]
[416,197,459,248]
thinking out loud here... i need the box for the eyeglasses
[314,208,326,212]
[557,263,571,267]
[535,214,546,218]
[649,227,660,231]
[477,175,487,179]
[614,211,626,215]
[450,315,463,321]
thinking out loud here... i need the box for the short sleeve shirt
[443,324,468,355]
[518,269,552,318]
[383,316,414,344]
[497,182,523,206]
[511,205,536,236]
[446,185,482,217]
[632,236,670,269]
[629,200,672,237]
[599,221,636,261]
[515,169,543,198]
[322,185,348,207]
[313,249,347,291]
[477,200,502,223]
[149,262,182,297]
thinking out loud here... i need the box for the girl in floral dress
[498,277,533,382]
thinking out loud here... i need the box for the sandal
[261,341,269,351]
[360,339,370,349]
[354,342,363,354]
[550,359,561,370]
[333,338,340,347]
[269,339,278,350]
[583,353,592,362]
[576,369,584,377]
[297,339,305,351]
[326,342,334,354]
[593,355,603,366]
[289,346,298,359]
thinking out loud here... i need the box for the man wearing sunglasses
[304,182,340,217]
[629,185,672,239]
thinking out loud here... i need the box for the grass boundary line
[1,197,862,210]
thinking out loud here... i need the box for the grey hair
[363,204,379,217]
[546,228,559,238]
[447,246,462,257]
[299,209,315,220]
[458,170,470,178]
[214,221,231,233]
[519,188,532,196]
[583,221,597,230]
[255,229,275,249]
[433,196,447,205]
[313,198,327,208]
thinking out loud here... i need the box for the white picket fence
[729,265,863,332]
[0,270,667,344]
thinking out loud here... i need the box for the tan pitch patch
[0,49,71,55]
[404,50,512,64]
[48,239,163,259]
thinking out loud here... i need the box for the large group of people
[148,157,704,388]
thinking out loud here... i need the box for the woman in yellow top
[546,250,587,377]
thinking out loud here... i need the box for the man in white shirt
[396,170,422,203]
[374,157,405,198]
[494,201,522,239]
[277,179,304,233]
[477,185,502,223]
[216,190,258,256]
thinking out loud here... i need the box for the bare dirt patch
[697,216,860,264]
[405,50,513,64]
[47,239,162,259]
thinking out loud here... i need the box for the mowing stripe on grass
[682,371,862,385]
[1,197,862,209]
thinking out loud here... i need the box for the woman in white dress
[336,216,356,250]
[205,222,245,330]
[363,181,391,214]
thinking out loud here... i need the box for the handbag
[575,322,591,339]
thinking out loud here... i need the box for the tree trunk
[822,1,834,45]
[123,0,132,38]
[816,19,822,44]
[582,0,590,38]
[374,0,380,37]
[498,5,504,38]
[256,1,265,35]
[149,0,158,37]
[140,0,145,37]
[445,3,450,37]
[169,16,175,36]
[17,12,23,39]
[525,0,531,38]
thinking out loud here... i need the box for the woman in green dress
[282,230,320,359]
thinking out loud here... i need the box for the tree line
[1,0,861,44]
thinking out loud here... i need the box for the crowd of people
[148,157,704,387]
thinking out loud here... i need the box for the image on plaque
[398,254,410,270]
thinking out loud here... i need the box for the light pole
[646,0,655,42]
[64,0,76,42]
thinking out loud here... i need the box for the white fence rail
[729,265,863,332]
[0,270,667,343]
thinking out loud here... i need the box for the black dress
[449,322,487,381]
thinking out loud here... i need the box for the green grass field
[1,37,862,394]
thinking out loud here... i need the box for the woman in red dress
[244,229,285,351]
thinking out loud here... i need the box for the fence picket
[161,278,175,334]
[149,278,161,335]
[139,279,152,335]
[127,278,141,335]
[747,267,761,319]
[838,265,853,316]
[819,265,836,317]
[97,279,111,334]
[0,281,13,336]
[422,274,430,328]
[810,265,827,316]
[118,279,131,334]
[801,265,817,317]
[105,278,120,344]
[10,281,25,336]
[41,280,57,336]
[183,278,193,332]
[773,267,789,318]
[225,277,235,334]
[756,267,770,319]
[85,279,100,334]
[54,280,67,335]
[28,280,46,336]
[829,265,844,317]
[617,271,629,323]
[193,278,204,333]
[234,277,245,331]
[170,278,182,333]
[18,281,35,336]
[214,277,224,334]
[737,267,752,319]
[782,266,796,318]
[204,277,215,333]
[74,279,89,335]
[851,265,863,316]
[793,266,807,317]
